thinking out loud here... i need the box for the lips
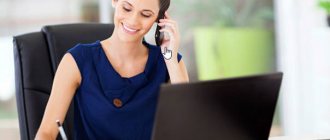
[122,23,139,34]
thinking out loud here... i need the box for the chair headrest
[42,23,114,71]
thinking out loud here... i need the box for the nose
[125,12,140,27]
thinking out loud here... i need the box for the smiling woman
[35,0,189,139]
[112,0,161,42]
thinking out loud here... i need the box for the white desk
[269,134,330,140]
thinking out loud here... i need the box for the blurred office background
[0,0,330,139]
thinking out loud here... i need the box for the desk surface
[269,134,330,140]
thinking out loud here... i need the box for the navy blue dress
[67,40,182,140]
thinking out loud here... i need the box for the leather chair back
[13,23,114,140]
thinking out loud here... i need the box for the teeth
[123,24,137,32]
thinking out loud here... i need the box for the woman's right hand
[35,53,81,140]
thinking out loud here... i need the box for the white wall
[99,0,112,23]
[275,0,330,136]
[0,0,81,36]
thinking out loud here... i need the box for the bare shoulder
[56,53,82,86]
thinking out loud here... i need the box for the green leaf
[319,0,330,14]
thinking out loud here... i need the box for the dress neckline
[96,40,153,81]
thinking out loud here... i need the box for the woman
[35,0,189,139]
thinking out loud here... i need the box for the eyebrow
[123,1,155,14]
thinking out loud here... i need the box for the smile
[122,23,139,34]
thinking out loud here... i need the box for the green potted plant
[318,0,330,26]
[175,0,275,80]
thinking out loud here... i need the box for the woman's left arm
[165,58,189,84]
[158,12,189,84]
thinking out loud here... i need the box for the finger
[159,22,178,34]
[159,19,178,30]
[159,19,176,24]
[158,22,177,33]
[158,22,174,27]
[159,28,175,39]
[164,11,171,19]
[161,41,170,48]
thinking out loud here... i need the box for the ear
[112,0,118,8]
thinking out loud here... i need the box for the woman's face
[112,0,160,42]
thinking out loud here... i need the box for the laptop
[152,72,283,140]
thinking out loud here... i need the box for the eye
[141,13,151,18]
[123,6,131,12]
[141,12,152,18]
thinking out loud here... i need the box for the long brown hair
[155,0,170,46]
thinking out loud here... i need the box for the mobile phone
[155,13,165,46]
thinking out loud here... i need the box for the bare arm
[35,53,81,140]
[165,59,189,84]
[158,12,189,84]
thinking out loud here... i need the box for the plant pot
[216,28,275,78]
[193,27,223,80]
[193,27,275,80]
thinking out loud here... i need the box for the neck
[105,30,146,60]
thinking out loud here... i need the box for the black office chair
[13,23,114,140]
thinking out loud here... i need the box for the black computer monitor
[152,72,283,140]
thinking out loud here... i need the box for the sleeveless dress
[67,40,182,140]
